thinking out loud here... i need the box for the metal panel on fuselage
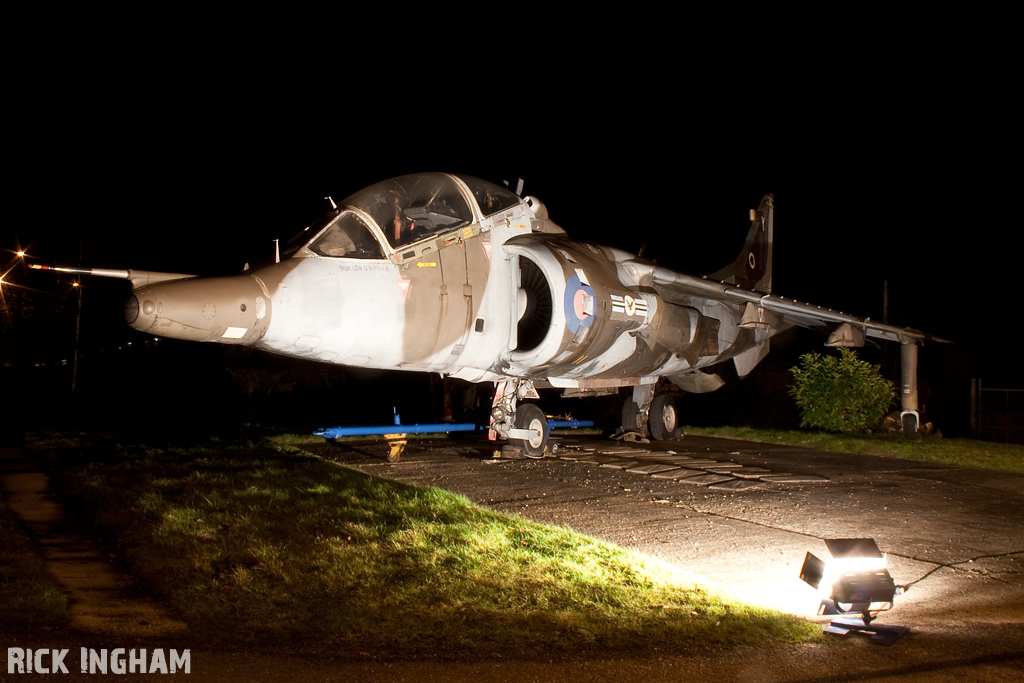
[255,257,406,366]
[398,234,491,368]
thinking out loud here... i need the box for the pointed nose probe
[124,275,271,344]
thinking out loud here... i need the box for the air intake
[517,258,552,351]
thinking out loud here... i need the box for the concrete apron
[0,447,187,637]
[342,435,1024,633]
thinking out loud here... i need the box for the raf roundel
[563,273,595,334]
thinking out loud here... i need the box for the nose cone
[126,275,272,344]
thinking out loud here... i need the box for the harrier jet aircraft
[33,173,943,455]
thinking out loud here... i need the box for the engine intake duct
[517,257,552,351]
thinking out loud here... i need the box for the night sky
[3,73,1018,435]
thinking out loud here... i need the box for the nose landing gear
[489,379,549,458]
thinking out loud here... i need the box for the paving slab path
[0,447,188,638]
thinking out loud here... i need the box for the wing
[649,266,949,346]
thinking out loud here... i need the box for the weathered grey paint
[73,176,941,435]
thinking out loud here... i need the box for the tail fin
[714,193,773,294]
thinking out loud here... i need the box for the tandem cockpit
[284,173,532,264]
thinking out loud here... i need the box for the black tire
[621,399,642,432]
[649,394,681,441]
[902,412,919,439]
[513,403,548,458]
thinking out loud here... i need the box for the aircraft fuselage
[125,181,771,394]
[52,172,934,447]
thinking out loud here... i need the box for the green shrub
[788,348,895,432]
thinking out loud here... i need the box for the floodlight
[799,538,909,645]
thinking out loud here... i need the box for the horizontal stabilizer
[734,340,769,377]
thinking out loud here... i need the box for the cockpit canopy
[308,212,384,259]
[296,173,523,260]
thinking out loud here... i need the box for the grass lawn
[682,426,1024,473]
[15,432,818,656]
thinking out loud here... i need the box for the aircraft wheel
[513,403,548,458]
[902,412,919,439]
[649,394,681,441]
[621,399,643,432]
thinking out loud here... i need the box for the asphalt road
[3,434,1023,681]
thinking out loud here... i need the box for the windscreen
[308,212,385,259]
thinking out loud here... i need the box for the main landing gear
[489,380,681,455]
[489,379,549,457]
[620,384,681,441]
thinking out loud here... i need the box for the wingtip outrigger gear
[900,342,921,438]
